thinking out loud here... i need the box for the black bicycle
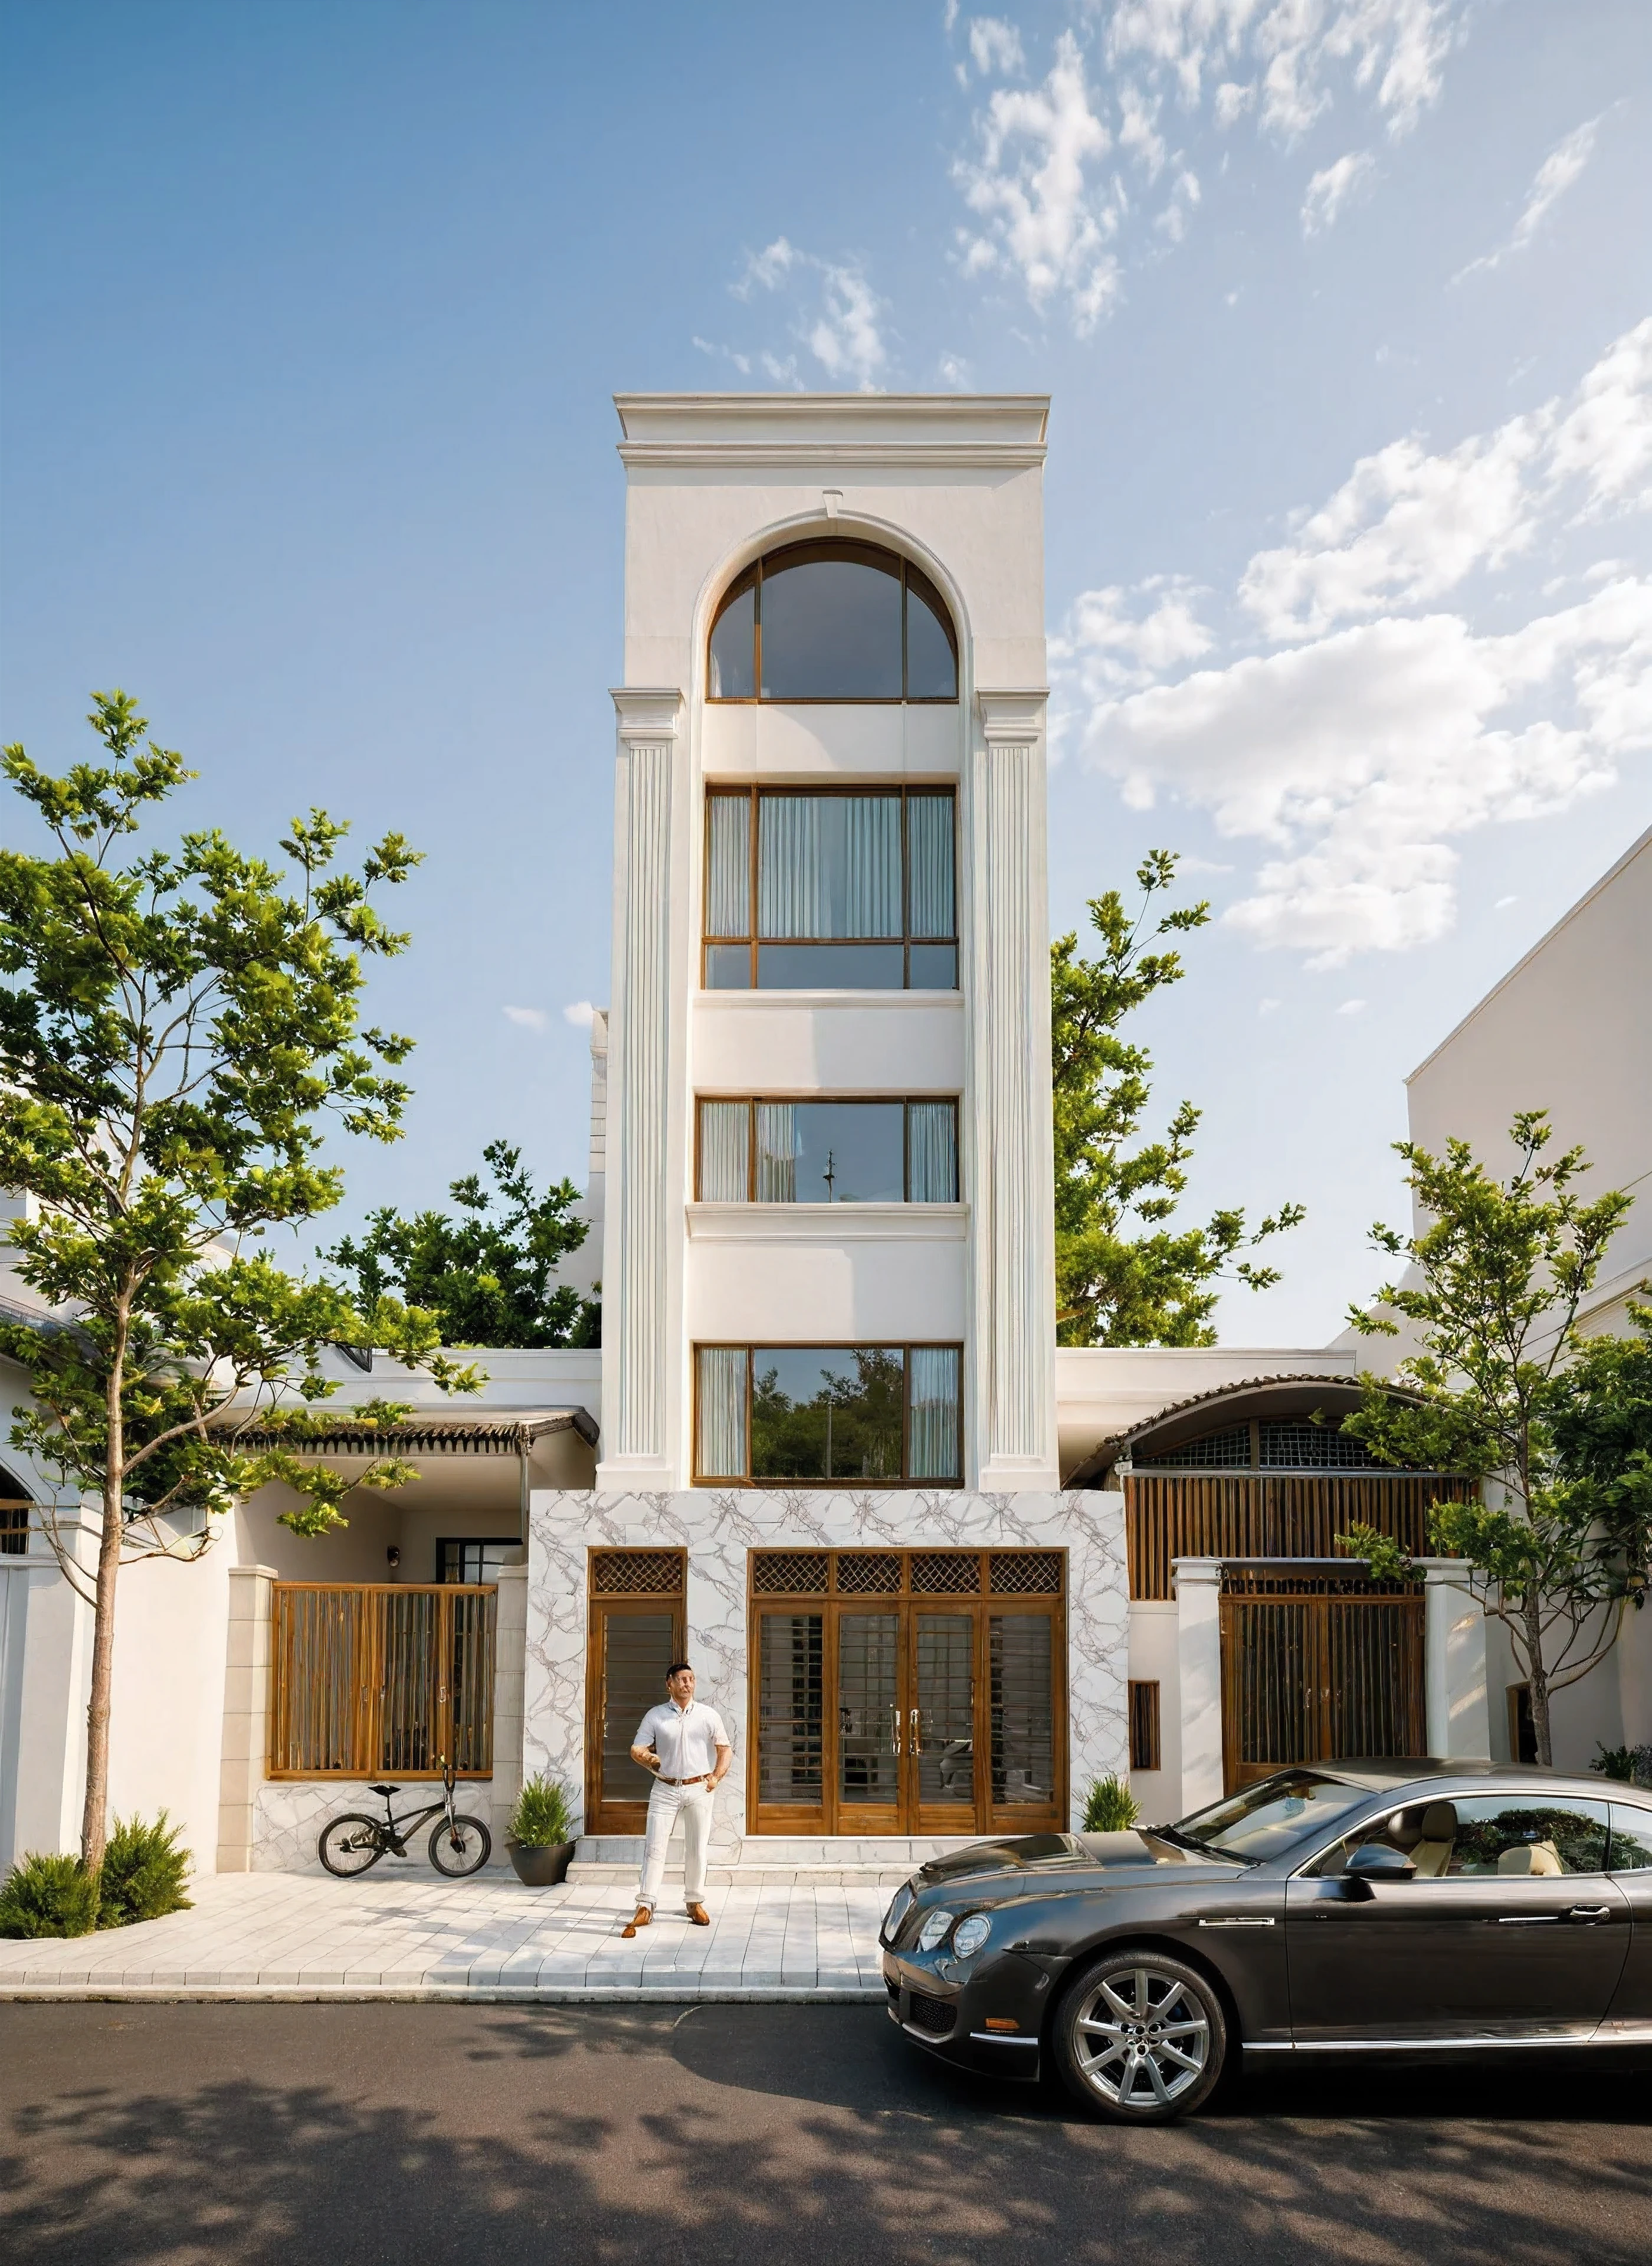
[318,1758,493,1878]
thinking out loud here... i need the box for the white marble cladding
[523,1487,1128,1856]
[250,1777,517,1874]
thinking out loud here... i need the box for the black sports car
[881,1759,1652,2121]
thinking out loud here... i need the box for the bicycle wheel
[428,1813,491,1878]
[319,1813,386,1877]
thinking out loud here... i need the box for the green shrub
[1082,1773,1142,1833]
[98,1812,192,1927]
[1591,1743,1652,1788]
[508,1772,575,1848]
[0,1852,101,1938]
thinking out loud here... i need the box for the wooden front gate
[1218,1567,1424,1793]
[270,1583,497,1779]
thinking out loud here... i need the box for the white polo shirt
[633,1698,731,1781]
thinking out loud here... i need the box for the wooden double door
[1219,1568,1425,1793]
[749,1549,1065,1836]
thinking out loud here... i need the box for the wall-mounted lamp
[386,1545,401,1570]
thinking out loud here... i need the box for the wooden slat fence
[1123,1472,1477,1600]
[270,1582,497,1779]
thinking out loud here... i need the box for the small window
[696,1098,958,1203]
[1127,1681,1161,1772]
[1507,1682,1538,1764]
[695,1344,962,1486]
[1608,1805,1652,1872]
[704,787,956,991]
[707,541,958,703]
[1316,1794,1611,1879]
[437,1538,521,1583]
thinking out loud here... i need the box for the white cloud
[1050,576,1215,706]
[561,1000,596,1030]
[1457,113,1606,278]
[503,1006,548,1033]
[1301,150,1375,237]
[807,263,889,389]
[1495,894,1519,908]
[938,349,974,387]
[1336,998,1366,1014]
[735,237,800,297]
[723,240,889,390]
[968,15,1024,76]
[1258,996,1282,1015]
[1156,167,1201,241]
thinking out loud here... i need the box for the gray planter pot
[507,1840,574,1887]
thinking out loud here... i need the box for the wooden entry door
[584,1550,686,1832]
[748,1548,1065,1836]
[1218,1568,1425,1793]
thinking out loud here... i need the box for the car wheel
[1053,1949,1227,2123]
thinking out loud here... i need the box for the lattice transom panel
[833,1552,901,1594]
[988,1551,1062,1595]
[591,1549,684,1596]
[910,1552,980,1594]
[753,1551,829,1595]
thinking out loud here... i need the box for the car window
[1608,1804,1652,1872]
[1175,1771,1373,1861]
[1306,1793,1612,1879]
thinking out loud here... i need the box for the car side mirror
[1345,1843,1417,1884]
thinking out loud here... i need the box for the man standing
[621,1661,732,1937]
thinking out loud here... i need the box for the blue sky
[3,1,1648,1344]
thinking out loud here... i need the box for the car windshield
[1173,1772,1374,1862]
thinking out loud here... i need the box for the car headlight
[883,1884,914,1939]
[951,1914,991,1959]
[917,1907,955,1952]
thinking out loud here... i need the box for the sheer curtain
[841,797,902,936]
[759,795,901,938]
[698,1102,750,1201]
[906,1103,958,1203]
[755,1103,798,1202]
[758,797,822,937]
[906,794,955,938]
[697,1347,749,1478]
[908,1347,961,1481]
[706,795,752,936]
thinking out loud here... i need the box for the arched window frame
[707,539,959,705]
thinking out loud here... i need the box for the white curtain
[706,794,752,936]
[906,794,955,938]
[759,795,901,938]
[697,1347,749,1478]
[841,797,902,937]
[758,796,822,937]
[907,1347,961,1481]
[698,1102,750,1201]
[755,1102,798,1202]
[907,1103,958,1203]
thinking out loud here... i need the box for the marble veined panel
[524,1489,1127,1854]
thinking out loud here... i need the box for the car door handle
[1566,1905,1611,1923]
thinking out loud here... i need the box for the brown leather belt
[653,1773,713,1787]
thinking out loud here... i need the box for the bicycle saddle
[368,1784,400,1797]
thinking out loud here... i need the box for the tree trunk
[79,1342,127,1875]
[1523,1592,1553,1769]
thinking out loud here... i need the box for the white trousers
[637,1780,714,1911]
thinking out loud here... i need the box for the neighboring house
[1,399,1646,1882]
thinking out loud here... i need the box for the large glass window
[704,787,957,991]
[696,1098,958,1203]
[707,541,958,703]
[694,1344,962,1485]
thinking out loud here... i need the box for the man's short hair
[666,1661,693,1681]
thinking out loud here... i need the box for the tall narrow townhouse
[524,395,1129,1858]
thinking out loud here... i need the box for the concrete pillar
[491,1562,528,1832]
[215,1564,276,1872]
[1420,1560,1491,1759]
[8,1516,96,1860]
[1173,1558,1224,1815]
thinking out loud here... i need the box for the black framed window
[437,1538,522,1583]
[695,1344,962,1486]
[704,785,956,991]
[707,541,957,703]
[696,1098,959,1203]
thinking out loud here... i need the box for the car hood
[917,1828,1216,1891]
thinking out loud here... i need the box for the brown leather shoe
[687,1902,711,1927]
[621,1905,652,1938]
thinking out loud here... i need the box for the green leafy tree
[0,693,476,1872]
[323,1139,595,1348]
[1339,1113,1648,1765]
[1052,850,1304,1345]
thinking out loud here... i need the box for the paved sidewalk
[0,1869,890,2002]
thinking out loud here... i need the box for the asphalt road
[2,2002,1649,2265]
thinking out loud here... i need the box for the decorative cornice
[976,689,1050,744]
[686,1201,968,1245]
[611,687,684,744]
[612,394,1049,472]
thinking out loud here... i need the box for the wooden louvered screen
[1124,1472,1475,1600]
[1219,1574,1425,1793]
[269,1583,497,1779]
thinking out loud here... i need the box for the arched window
[707,541,958,703]
[0,1459,32,1555]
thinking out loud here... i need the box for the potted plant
[1082,1773,1142,1833]
[506,1772,576,1885]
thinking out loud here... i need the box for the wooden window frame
[268,1581,497,1781]
[702,784,958,991]
[693,1341,964,1489]
[707,540,959,706]
[694,1096,961,1204]
[1127,1679,1162,1773]
[583,1548,688,1834]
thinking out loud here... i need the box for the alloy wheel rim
[1073,1966,1211,2109]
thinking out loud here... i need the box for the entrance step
[566,1832,983,1890]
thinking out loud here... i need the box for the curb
[0,1982,886,2006]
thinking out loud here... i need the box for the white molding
[976,688,1050,742]
[686,1203,968,1245]
[694,988,966,1013]
[610,687,684,744]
